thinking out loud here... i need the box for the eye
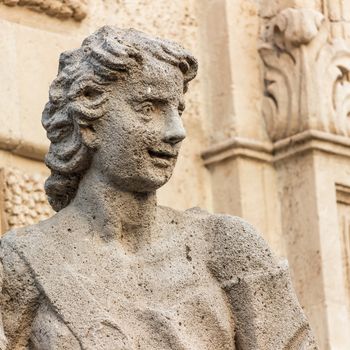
[82,86,103,100]
[135,102,156,121]
[141,102,155,116]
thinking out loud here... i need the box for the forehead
[123,59,184,101]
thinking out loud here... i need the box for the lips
[148,149,177,159]
[148,148,177,167]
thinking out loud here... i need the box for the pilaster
[259,6,350,348]
[202,4,350,348]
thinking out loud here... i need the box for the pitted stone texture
[0,0,209,213]
[0,210,317,349]
[0,0,87,21]
[3,168,52,229]
[0,26,317,349]
[107,0,207,211]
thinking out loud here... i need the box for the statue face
[90,59,187,192]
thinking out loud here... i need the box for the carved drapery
[0,0,87,21]
[259,8,350,142]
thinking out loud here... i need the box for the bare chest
[72,235,213,309]
[31,233,235,349]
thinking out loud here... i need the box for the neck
[71,170,158,250]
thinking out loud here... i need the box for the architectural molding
[0,132,47,161]
[0,0,87,21]
[202,130,350,165]
[259,7,350,142]
[201,137,273,165]
[273,129,350,162]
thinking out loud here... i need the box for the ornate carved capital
[259,8,350,141]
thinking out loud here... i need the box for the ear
[80,124,99,149]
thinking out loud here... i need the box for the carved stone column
[259,7,350,349]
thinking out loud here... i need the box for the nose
[162,110,186,145]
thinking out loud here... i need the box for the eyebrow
[131,93,186,108]
[133,92,170,101]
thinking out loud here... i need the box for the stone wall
[0,0,212,216]
[1,0,349,348]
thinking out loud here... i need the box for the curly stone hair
[42,26,198,212]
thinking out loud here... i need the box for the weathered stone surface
[0,0,87,21]
[0,26,317,349]
[0,0,210,213]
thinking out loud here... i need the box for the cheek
[97,112,161,156]
[125,119,161,148]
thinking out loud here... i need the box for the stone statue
[0,26,318,349]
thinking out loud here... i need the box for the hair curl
[42,26,198,212]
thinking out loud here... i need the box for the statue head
[42,26,198,212]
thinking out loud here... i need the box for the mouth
[148,149,177,168]
[148,149,176,159]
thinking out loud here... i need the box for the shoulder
[158,205,211,219]
[0,227,41,315]
[205,213,279,282]
[1,221,47,262]
[157,205,212,230]
[0,227,42,347]
[1,227,31,275]
[0,210,72,282]
[208,213,272,252]
[157,206,278,273]
[0,226,40,292]
[1,208,73,255]
[0,218,56,301]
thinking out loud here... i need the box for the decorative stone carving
[0,0,87,21]
[259,8,350,141]
[0,26,317,349]
[321,0,350,24]
[2,168,53,230]
[320,0,350,39]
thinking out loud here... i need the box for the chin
[114,170,173,193]
[138,172,173,192]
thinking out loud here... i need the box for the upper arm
[0,234,40,349]
[207,215,278,283]
[207,215,318,349]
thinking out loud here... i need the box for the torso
[6,206,235,350]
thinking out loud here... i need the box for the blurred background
[0,0,349,348]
